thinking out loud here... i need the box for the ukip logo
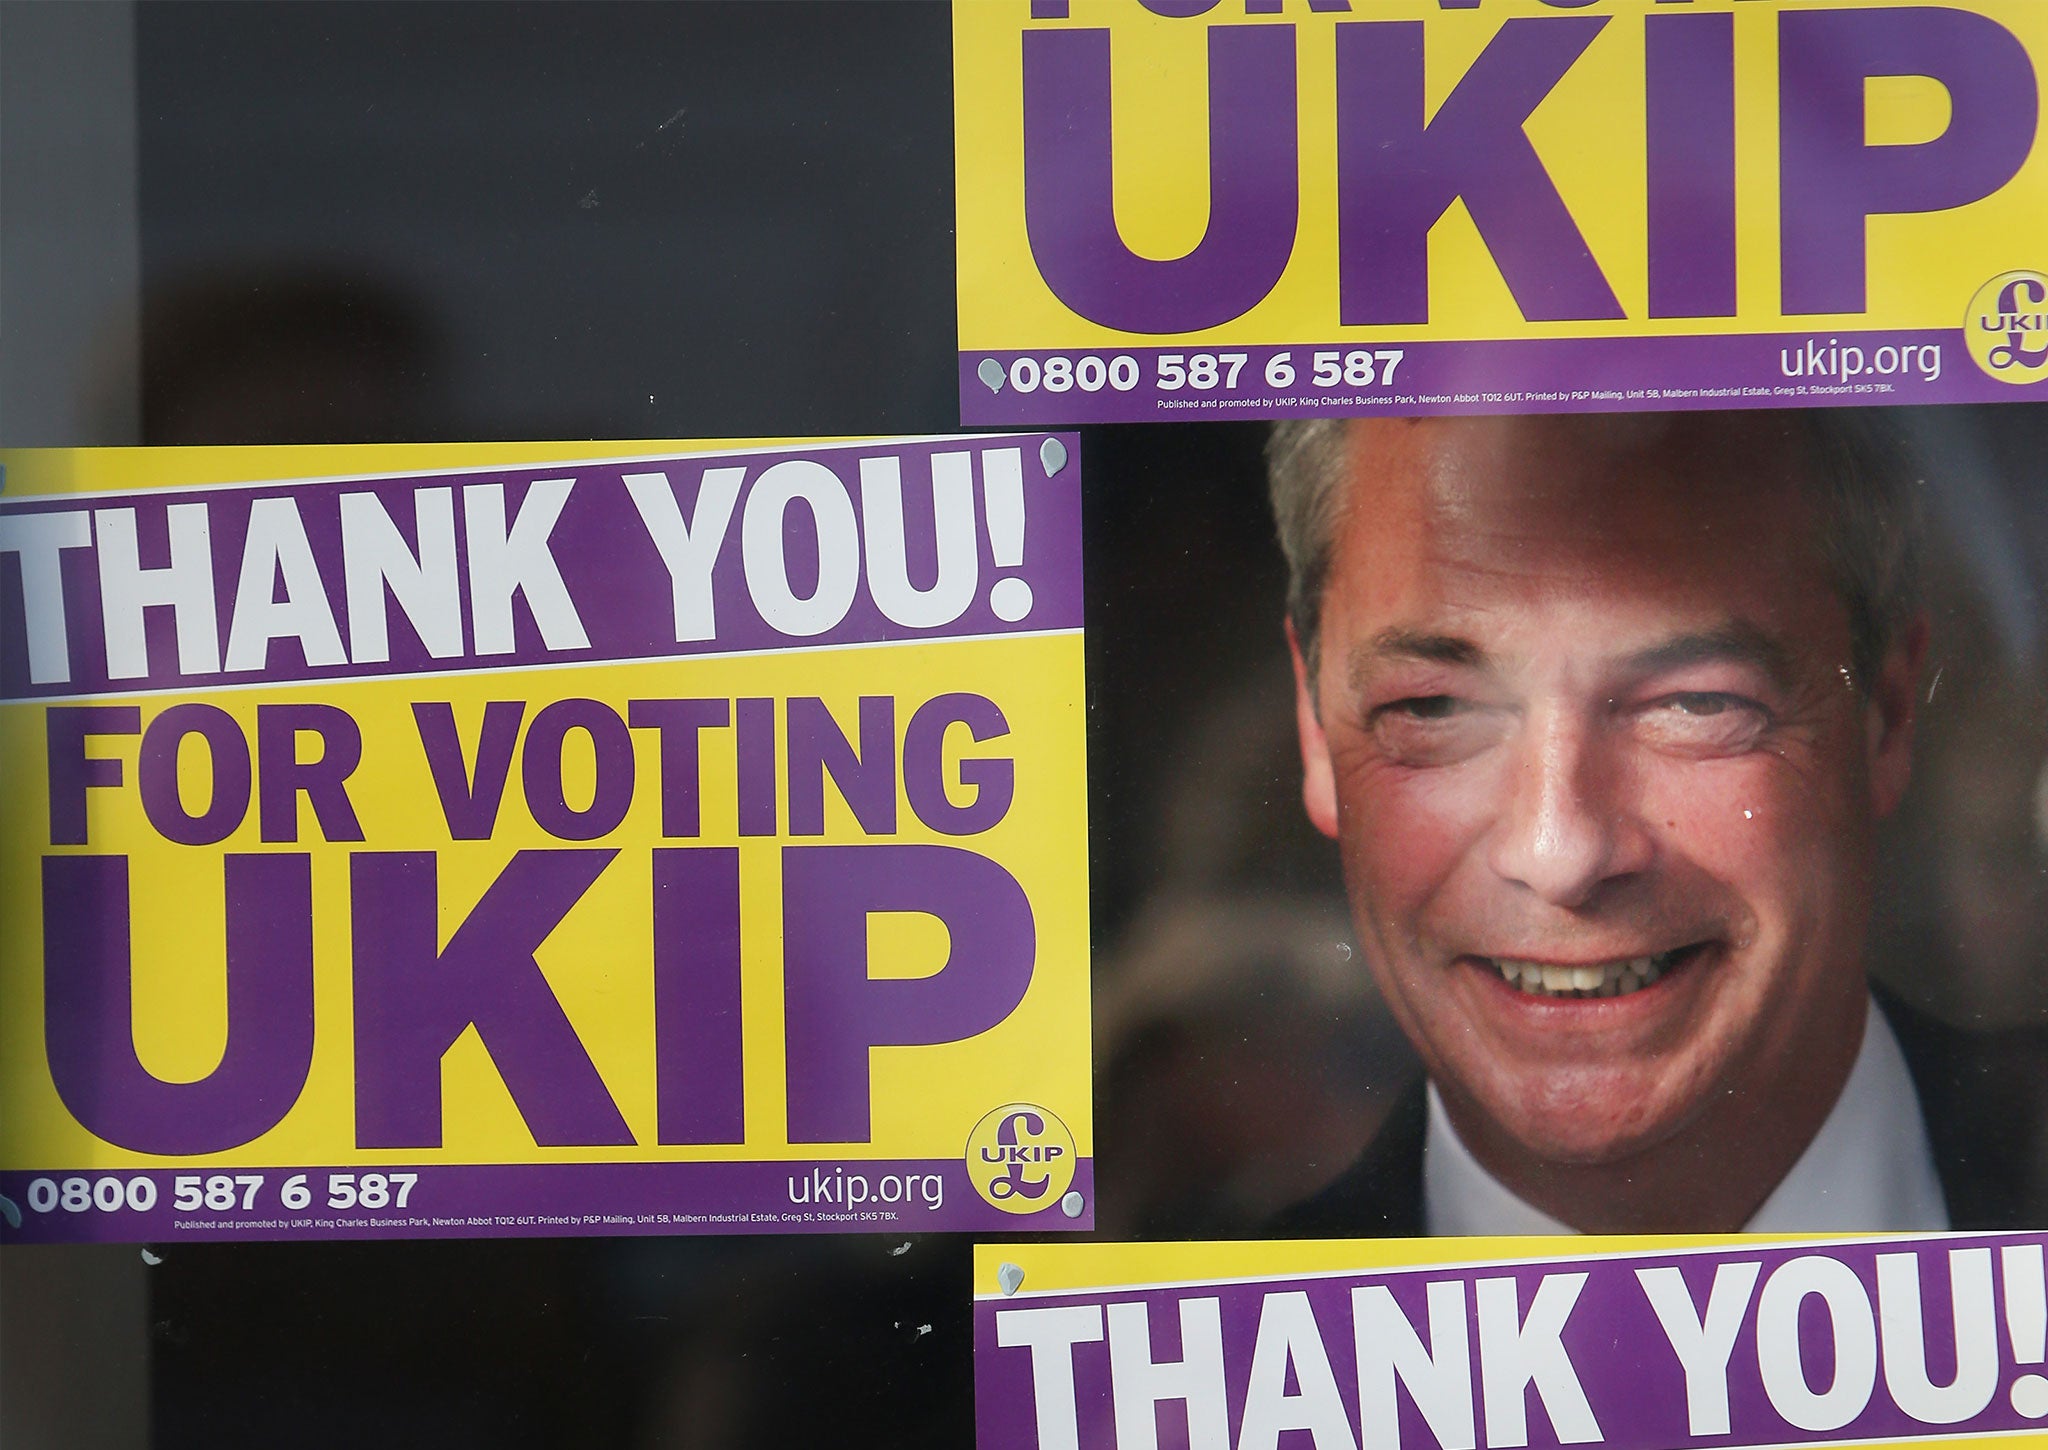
[1967,271,2048,385]
[965,1102,1077,1215]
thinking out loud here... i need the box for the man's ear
[1867,613,1929,820]
[1288,619,1340,839]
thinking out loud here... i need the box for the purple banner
[0,434,1082,700]
[975,1234,2048,1450]
[960,333,2039,426]
[0,1156,1094,1243]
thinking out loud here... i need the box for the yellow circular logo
[965,1103,1076,1215]
[1966,271,2048,385]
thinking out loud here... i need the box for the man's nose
[1485,709,1651,908]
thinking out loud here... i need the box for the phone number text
[23,1171,418,1216]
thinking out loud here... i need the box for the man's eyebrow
[1621,621,1798,686]
[1347,629,1489,691]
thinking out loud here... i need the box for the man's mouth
[1479,945,1706,1000]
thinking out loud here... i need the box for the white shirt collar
[1422,996,1950,1236]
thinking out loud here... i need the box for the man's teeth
[1490,953,1676,998]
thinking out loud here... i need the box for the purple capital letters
[1781,7,2037,315]
[1023,24,1298,333]
[46,705,139,846]
[522,697,635,841]
[351,848,631,1148]
[782,844,1034,1143]
[1337,17,1623,326]
[903,693,1014,836]
[653,847,744,1145]
[139,703,251,846]
[1647,13,1737,320]
[257,703,365,843]
[628,698,730,838]
[44,853,314,1154]
[736,697,779,836]
[787,696,896,836]
[413,700,525,839]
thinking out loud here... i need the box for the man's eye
[1367,696,1499,766]
[1390,695,1463,720]
[1638,692,1769,752]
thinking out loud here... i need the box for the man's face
[1293,415,1920,1171]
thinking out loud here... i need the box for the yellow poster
[0,436,1092,1241]
[955,0,2048,423]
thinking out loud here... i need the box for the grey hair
[1268,410,1924,695]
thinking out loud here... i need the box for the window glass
[4,4,2045,1446]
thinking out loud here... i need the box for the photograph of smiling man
[1268,410,2046,1238]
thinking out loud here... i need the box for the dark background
[10,3,2047,1445]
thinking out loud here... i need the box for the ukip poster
[974,1234,2048,1450]
[955,0,2048,425]
[0,436,1093,1242]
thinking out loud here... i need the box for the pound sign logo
[1967,271,2048,385]
[966,1103,1077,1215]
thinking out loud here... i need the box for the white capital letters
[624,466,743,643]
[225,496,346,671]
[1240,1291,1357,1450]
[0,510,91,682]
[341,487,462,662]
[463,478,589,655]
[858,451,978,629]
[1475,1274,1601,1448]
[1878,1249,1998,1425]
[996,1304,1104,1450]
[1756,1256,1878,1432]
[1637,1262,1762,1436]
[1109,1297,1230,1450]
[96,503,220,678]
[741,459,860,637]
[1354,1280,1474,1450]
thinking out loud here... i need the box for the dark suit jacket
[1270,992,2048,1237]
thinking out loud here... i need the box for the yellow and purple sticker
[955,0,2048,424]
[974,1233,2048,1450]
[0,436,1092,1242]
